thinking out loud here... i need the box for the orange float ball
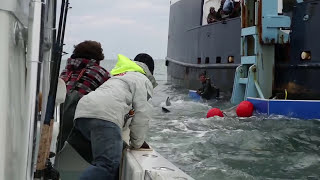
[207,108,224,118]
[236,101,254,117]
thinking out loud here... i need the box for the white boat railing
[55,141,194,180]
[122,148,194,180]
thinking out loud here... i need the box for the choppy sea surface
[62,59,320,180]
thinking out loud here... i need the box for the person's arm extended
[129,81,153,149]
[201,79,212,97]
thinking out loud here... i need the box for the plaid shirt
[60,58,110,96]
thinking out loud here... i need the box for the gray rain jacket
[74,62,157,148]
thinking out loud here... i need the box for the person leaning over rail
[57,40,110,152]
[73,53,157,180]
[207,7,218,24]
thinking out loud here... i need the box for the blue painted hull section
[247,98,269,114]
[189,90,201,101]
[248,97,320,120]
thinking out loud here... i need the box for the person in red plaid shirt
[60,40,110,96]
[57,40,110,152]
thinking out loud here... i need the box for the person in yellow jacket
[74,53,157,180]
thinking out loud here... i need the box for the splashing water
[147,60,320,180]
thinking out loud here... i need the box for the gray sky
[63,0,170,60]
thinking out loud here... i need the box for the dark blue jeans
[75,118,123,180]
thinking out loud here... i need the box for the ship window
[283,0,297,15]
[186,67,189,75]
[245,35,255,56]
[205,57,210,64]
[228,56,234,63]
[301,51,311,61]
[216,56,221,63]
[197,57,201,64]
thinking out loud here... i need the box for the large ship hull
[166,0,241,92]
[274,1,320,100]
[166,58,238,91]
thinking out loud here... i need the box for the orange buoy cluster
[206,101,254,118]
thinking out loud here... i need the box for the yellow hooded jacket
[111,54,145,76]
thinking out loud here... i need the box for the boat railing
[187,17,241,32]
[166,57,239,69]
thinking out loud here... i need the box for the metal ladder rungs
[241,26,257,36]
[241,56,257,65]
[239,78,248,84]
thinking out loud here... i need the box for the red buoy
[236,101,254,117]
[207,108,224,118]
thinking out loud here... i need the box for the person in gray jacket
[73,53,157,180]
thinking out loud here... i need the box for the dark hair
[71,40,104,60]
[199,71,207,77]
[134,53,154,74]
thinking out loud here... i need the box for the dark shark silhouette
[162,97,171,113]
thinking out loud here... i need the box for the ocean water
[61,59,320,180]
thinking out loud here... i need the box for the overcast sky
[63,0,170,60]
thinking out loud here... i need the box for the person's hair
[71,40,104,60]
[134,53,154,74]
[199,71,207,77]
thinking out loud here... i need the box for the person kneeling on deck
[73,53,157,180]
[197,72,220,100]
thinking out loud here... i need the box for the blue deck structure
[189,90,201,101]
[248,97,320,120]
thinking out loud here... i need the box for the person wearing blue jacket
[223,0,234,14]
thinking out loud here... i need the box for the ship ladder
[231,0,291,105]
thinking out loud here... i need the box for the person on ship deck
[207,7,218,24]
[223,0,235,15]
[215,0,240,20]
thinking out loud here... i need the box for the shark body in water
[162,97,171,113]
